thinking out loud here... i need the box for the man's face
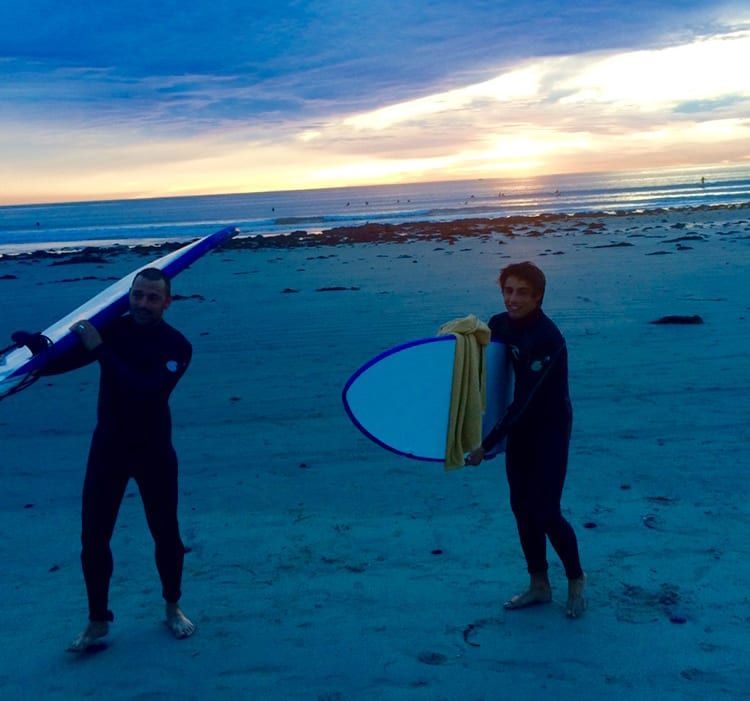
[129,276,171,325]
[502,275,542,320]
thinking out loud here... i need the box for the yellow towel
[437,315,491,470]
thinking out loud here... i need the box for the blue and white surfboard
[0,225,238,401]
[342,336,513,462]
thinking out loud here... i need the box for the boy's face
[502,275,542,320]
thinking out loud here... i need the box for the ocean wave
[273,216,328,225]
[423,205,505,217]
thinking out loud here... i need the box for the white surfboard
[342,336,513,462]
[0,225,238,401]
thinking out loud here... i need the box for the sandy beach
[1,205,749,700]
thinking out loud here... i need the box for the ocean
[1,165,749,254]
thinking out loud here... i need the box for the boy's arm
[480,341,566,452]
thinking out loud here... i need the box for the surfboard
[342,336,513,462]
[0,225,239,401]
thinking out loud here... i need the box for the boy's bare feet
[566,574,587,618]
[504,573,553,610]
[66,621,109,652]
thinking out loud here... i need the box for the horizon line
[1,162,746,209]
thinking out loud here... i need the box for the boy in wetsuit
[37,268,196,650]
[466,262,586,618]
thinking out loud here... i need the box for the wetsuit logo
[530,356,551,372]
[166,360,179,373]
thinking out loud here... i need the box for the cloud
[557,29,750,109]
[1,1,749,203]
[674,95,750,114]
[336,28,750,130]
[342,66,545,131]
[1,1,733,121]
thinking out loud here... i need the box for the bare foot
[566,574,587,618]
[504,586,553,610]
[504,572,552,610]
[66,621,109,652]
[165,603,195,639]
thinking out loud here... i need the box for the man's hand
[465,446,486,466]
[70,320,102,351]
[11,330,50,355]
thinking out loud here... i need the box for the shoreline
[1,200,749,261]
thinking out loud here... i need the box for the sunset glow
[1,3,748,205]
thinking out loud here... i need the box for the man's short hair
[498,261,546,303]
[133,268,172,297]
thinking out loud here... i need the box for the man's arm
[18,324,99,376]
[45,319,189,396]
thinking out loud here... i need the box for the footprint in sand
[609,582,685,623]
[418,651,448,666]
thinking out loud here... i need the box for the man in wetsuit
[466,262,586,618]
[39,268,195,651]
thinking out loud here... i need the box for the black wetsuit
[44,315,191,621]
[482,309,583,580]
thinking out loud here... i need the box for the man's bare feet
[66,620,109,652]
[566,574,587,618]
[165,603,195,639]
[504,573,553,610]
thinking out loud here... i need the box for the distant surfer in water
[465,262,586,618]
[38,268,195,651]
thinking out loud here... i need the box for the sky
[1,0,749,205]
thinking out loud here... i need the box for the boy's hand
[465,446,486,466]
